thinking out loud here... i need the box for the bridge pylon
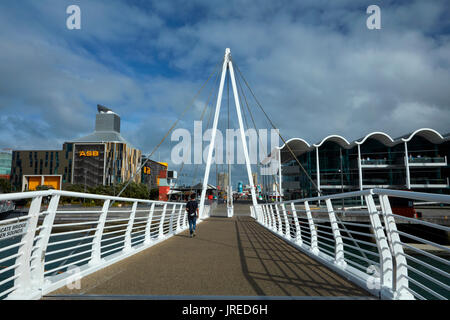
[199,48,261,219]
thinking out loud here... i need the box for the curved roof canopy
[355,132,396,146]
[279,138,312,163]
[261,128,447,164]
[262,138,312,164]
[313,135,350,148]
[399,128,444,144]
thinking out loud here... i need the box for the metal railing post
[8,196,42,299]
[281,203,290,238]
[169,203,176,235]
[90,199,110,266]
[305,201,319,255]
[325,199,346,268]
[365,194,394,298]
[269,204,276,231]
[274,204,283,234]
[158,203,167,238]
[144,203,155,245]
[30,194,60,293]
[291,202,302,246]
[378,194,414,300]
[124,201,138,252]
[261,205,267,225]
[266,205,273,229]
[176,204,183,232]
[264,205,269,226]
[182,204,187,228]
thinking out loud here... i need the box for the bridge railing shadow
[234,216,369,297]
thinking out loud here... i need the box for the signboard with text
[0,221,28,240]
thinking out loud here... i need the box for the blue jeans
[188,217,197,234]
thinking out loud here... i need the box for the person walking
[186,193,199,238]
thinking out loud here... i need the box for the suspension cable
[113,59,222,201]
[234,63,321,196]
[234,63,371,261]
[235,65,282,203]
[187,66,222,199]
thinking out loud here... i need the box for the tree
[149,188,159,200]
[115,181,150,200]
[0,178,11,193]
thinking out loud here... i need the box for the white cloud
[0,0,449,184]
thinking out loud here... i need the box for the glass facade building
[262,128,450,200]
[11,106,141,191]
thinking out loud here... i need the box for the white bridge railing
[0,190,210,300]
[252,189,450,300]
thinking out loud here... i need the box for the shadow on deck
[45,213,373,299]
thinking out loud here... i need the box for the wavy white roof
[398,128,444,144]
[263,128,448,163]
[313,135,350,148]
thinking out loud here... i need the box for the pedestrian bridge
[0,189,449,300]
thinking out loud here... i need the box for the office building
[11,105,141,191]
[140,156,168,190]
[261,128,450,200]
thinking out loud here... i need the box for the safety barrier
[253,189,450,300]
[0,190,210,300]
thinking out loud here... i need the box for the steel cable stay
[113,59,223,202]
[187,69,222,201]
[234,64,321,197]
[170,65,222,202]
[234,65,282,204]
[234,62,373,263]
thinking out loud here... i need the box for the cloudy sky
[0,0,449,185]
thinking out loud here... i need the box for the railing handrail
[0,189,183,205]
[0,190,211,300]
[272,188,450,206]
[253,188,450,300]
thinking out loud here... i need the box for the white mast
[199,48,259,219]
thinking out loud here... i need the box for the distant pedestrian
[186,193,199,238]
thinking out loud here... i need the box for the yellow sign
[79,151,99,157]
[143,167,151,174]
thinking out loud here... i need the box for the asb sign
[79,150,99,157]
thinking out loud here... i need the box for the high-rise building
[11,105,142,191]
